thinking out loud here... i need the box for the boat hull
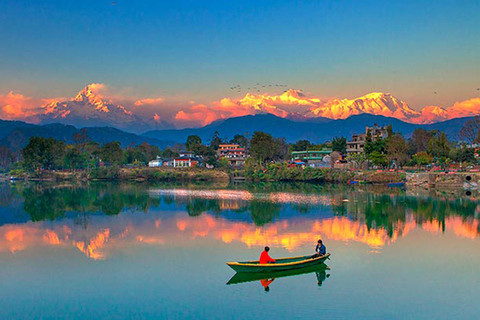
[227,264,330,285]
[227,253,330,273]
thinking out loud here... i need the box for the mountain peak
[73,84,109,112]
[281,89,305,98]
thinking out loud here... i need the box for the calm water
[0,182,479,320]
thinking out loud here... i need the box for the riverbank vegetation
[4,118,480,183]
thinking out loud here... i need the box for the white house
[148,156,163,167]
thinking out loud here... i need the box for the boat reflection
[227,264,331,291]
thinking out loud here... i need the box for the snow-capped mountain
[307,92,421,121]
[36,85,172,133]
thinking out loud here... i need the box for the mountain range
[0,120,175,151]
[143,113,471,144]
[8,84,479,132]
[25,85,173,133]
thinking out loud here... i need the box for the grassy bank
[12,167,231,183]
[243,163,405,183]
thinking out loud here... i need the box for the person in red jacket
[259,246,276,264]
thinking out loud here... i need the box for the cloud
[0,91,42,120]
[134,97,165,106]
[1,83,479,128]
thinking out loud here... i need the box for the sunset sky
[0,0,479,126]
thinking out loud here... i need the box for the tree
[347,152,368,169]
[161,148,179,159]
[364,130,374,155]
[428,132,450,158]
[101,142,123,166]
[186,135,202,151]
[291,140,313,151]
[386,134,408,167]
[209,131,223,150]
[274,138,289,160]
[413,151,433,166]
[0,146,16,170]
[250,131,276,163]
[331,137,347,155]
[407,129,436,155]
[191,144,217,166]
[22,137,65,171]
[369,151,388,168]
[230,134,248,148]
[64,145,86,171]
[459,116,480,144]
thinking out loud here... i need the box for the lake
[0,182,479,319]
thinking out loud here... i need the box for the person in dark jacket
[312,239,326,258]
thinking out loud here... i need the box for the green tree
[291,140,313,151]
[386,134,408,167]
[101,142,123,166]
[408,129,436,155]
[191,144,217,166]
[413,151,433,166]
[428,132,450,158]
[369,151,388,167]
[250,131,276,163]
[331,136,347,154]
[186,135,202,151]
[64,145,86,171]
[161,148,179,159]
[22,137,65,171]
[230,134,248,148]
[209,131,223,150]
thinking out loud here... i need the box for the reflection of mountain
[0,183,478,259]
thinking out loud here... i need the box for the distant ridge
[142,113,470,143]
[0,119,175,151]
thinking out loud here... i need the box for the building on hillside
[217,144,247,166]
[291,148,333,167]
[179,151,196,158]
[347,124,389,156]
[148,156,163,167]
[163,156,201,168]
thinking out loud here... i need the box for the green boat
[226,253,330,273]
[227,264,330,285]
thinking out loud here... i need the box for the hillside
[0,119,175,150]
[142,113,470,143]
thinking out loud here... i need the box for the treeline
[348,126,476,168]
[5,119,480,175]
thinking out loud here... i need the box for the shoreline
[7,167,479,192]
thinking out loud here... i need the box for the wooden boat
[387,182,405,188]
[227,264,330,285]
[227,253,330,273]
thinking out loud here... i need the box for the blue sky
[0,0,479,108]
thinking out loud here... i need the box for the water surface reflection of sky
[0,182,479,320]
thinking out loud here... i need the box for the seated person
[313,239,326,257]
[259,246,276,264]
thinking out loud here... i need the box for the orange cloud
[134,97,165,106]
[0,91,40,119]
[1,83,479,128]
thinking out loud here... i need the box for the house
[217,144,247,166]
[179,151,196,158]
[148,156,163,167]
[291,148,332,167]
[163,156,201,168]
[347,124,389,156]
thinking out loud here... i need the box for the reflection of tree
[17,183,161,221]
[186,199,220,217]
[249,200,280,226]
